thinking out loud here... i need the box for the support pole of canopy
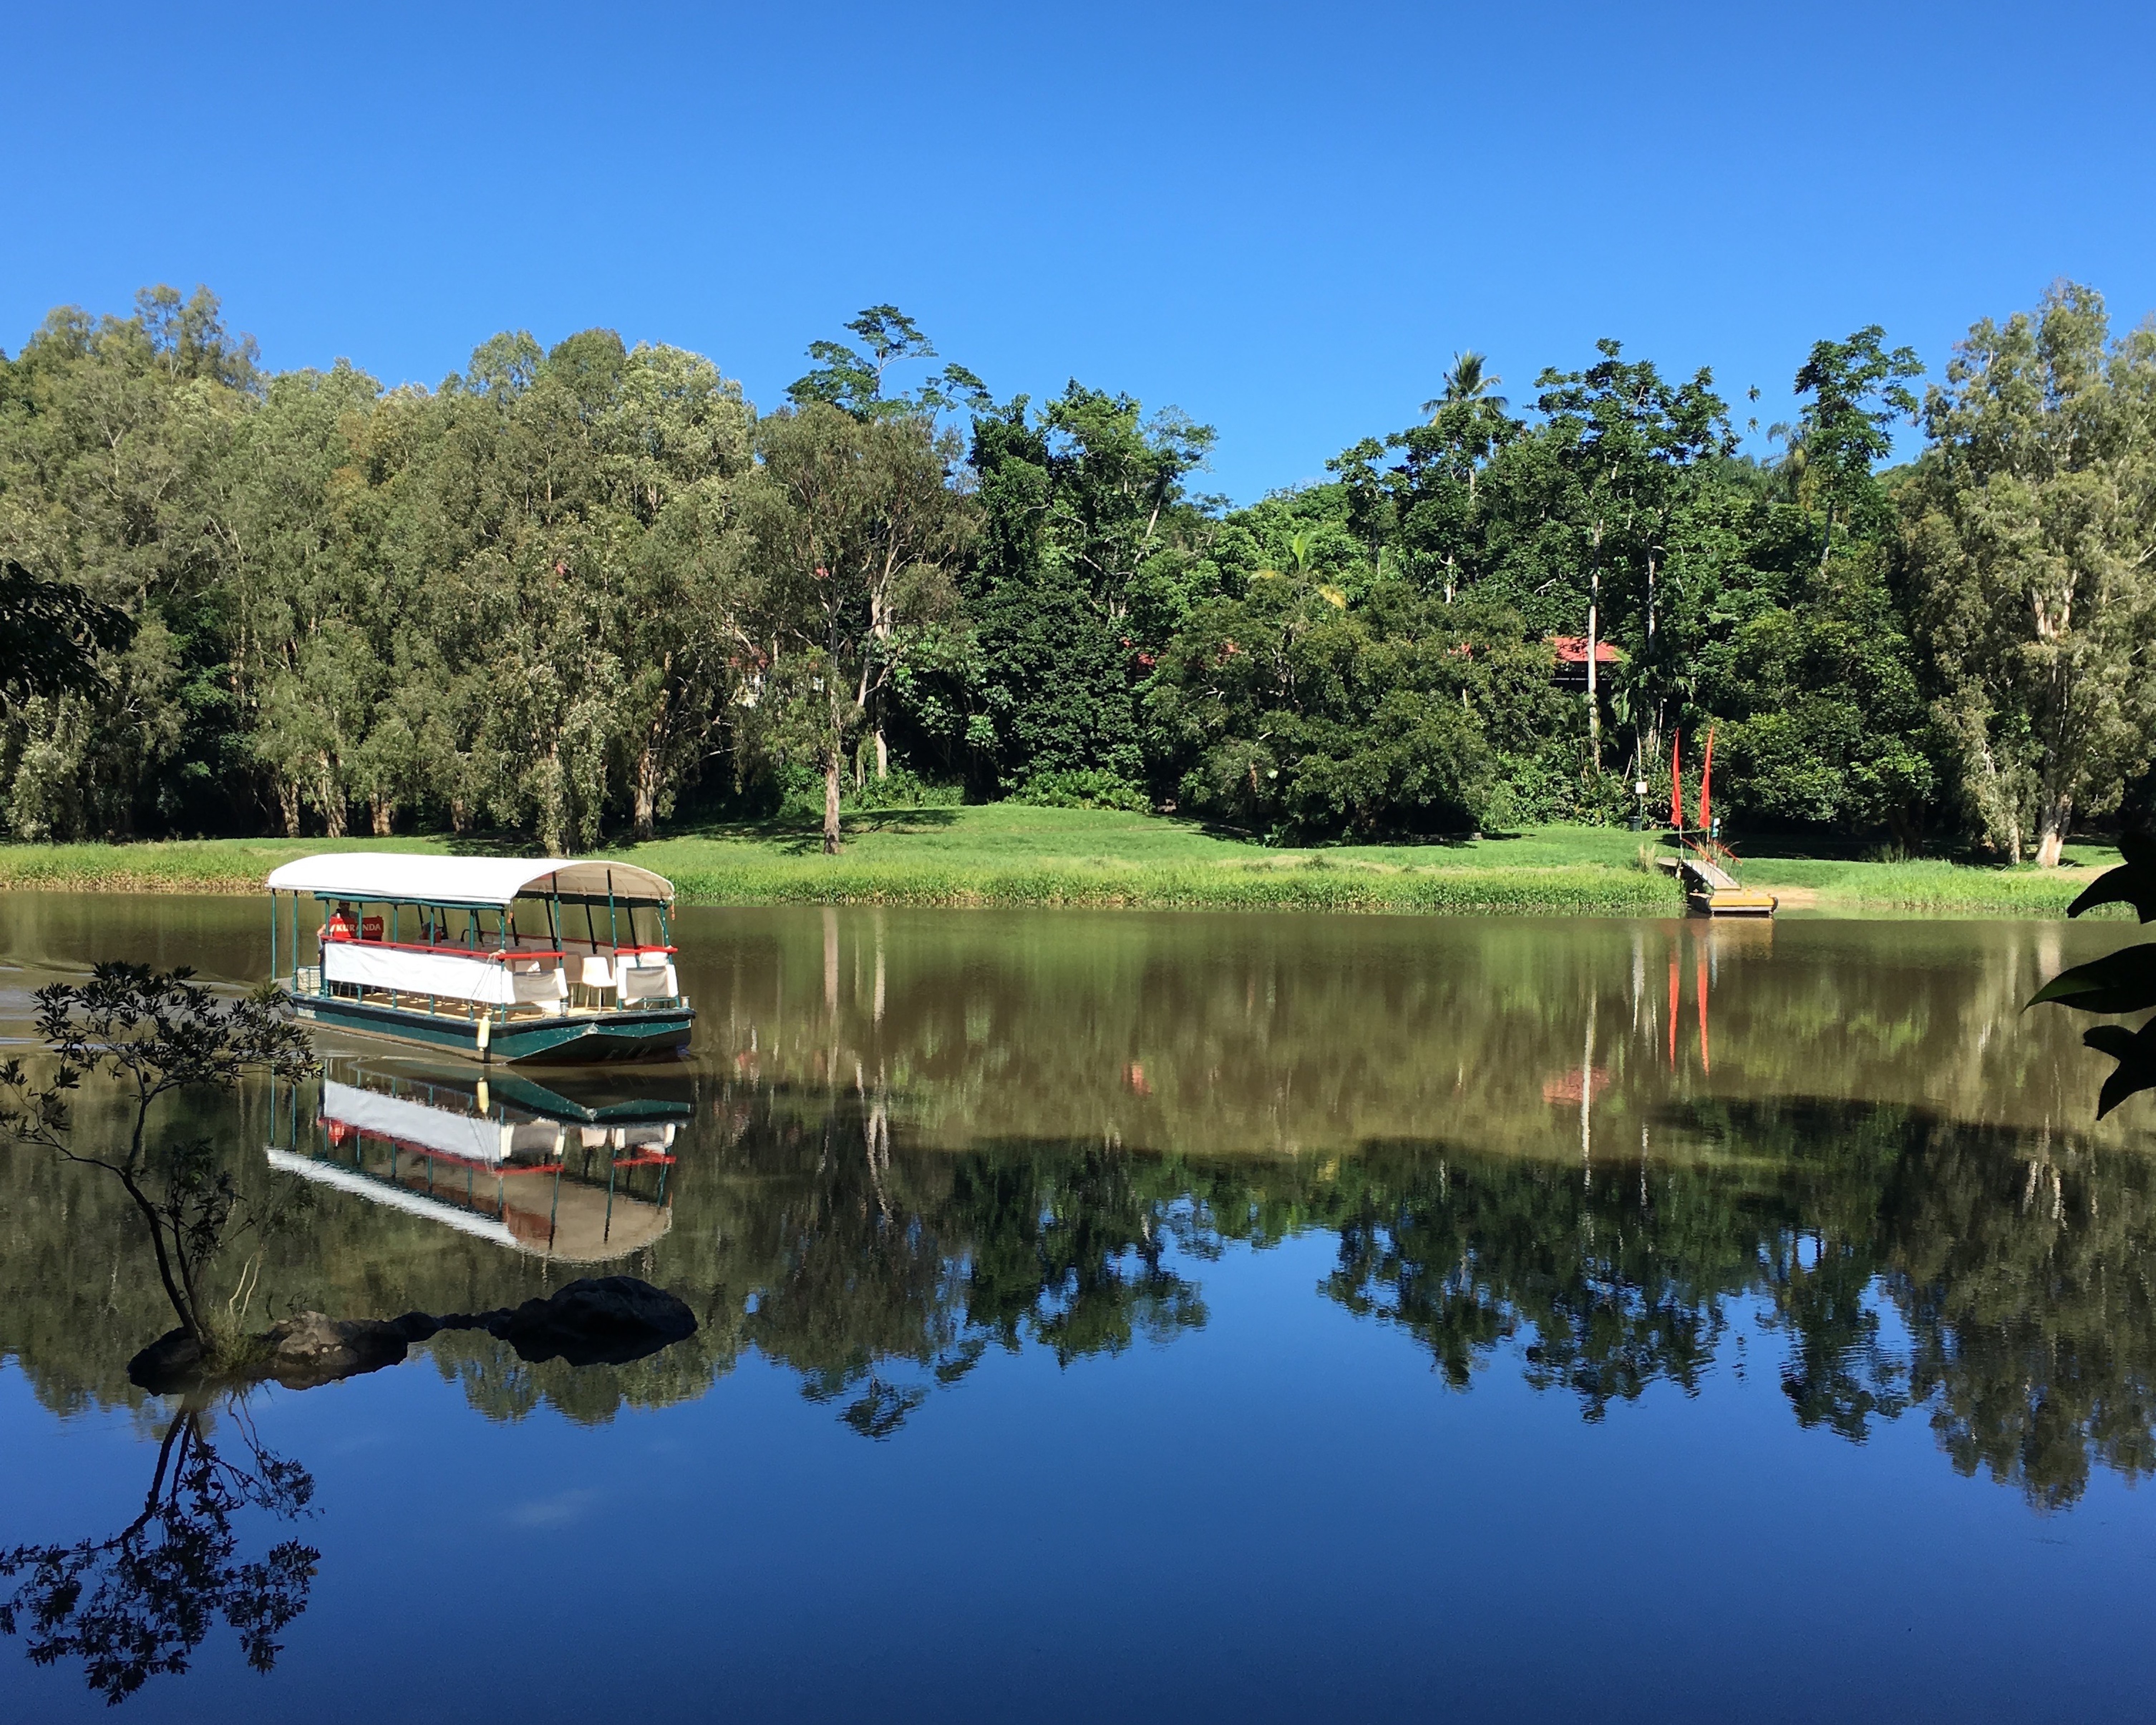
[269,891,277,987]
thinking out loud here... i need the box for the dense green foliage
[4,282,2153,858]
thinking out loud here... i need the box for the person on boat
[323,902,359,997]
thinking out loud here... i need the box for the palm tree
[1423,351,1507,421]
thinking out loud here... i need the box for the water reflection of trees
[667,1085,2156,1511]
[709,1086,1213,1434]
[1329,1100,2156,1509]
[698,912,2137,1159]
[0,1396,316,1703]
[10,1074,2156,1507]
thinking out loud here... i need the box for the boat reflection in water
[267,1060,690,1261]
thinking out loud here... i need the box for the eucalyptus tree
[212,361,387,834]
[747,403,972,851]
[0,287,258,837]
[786,303,991,423]
[343,329,755,851]
[1904,282,2156,865]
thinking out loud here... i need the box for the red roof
[1549,635,1621,665]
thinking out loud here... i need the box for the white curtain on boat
[322,941,564,1007]
[322,1079,515,1164]
[267,1149,520,1247]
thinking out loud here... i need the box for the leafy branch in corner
[2027,834,2156,1116]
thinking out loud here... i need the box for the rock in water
[121,1279,693,1393]
[261,1312,413,1388]
[127,1328,206,1392]
[488,1276,698,1367]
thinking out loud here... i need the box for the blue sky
[5,0,2152,502]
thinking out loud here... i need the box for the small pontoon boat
[267,853,694,1062]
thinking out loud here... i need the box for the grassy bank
[0,807,2122,918]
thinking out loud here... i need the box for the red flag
[1670,732,1683,831]
[1698,726,1715,832]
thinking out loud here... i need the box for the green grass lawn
[0,805,2123,917]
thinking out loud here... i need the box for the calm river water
[3,897,2154,1721]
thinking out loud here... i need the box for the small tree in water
[0,964,315,1360]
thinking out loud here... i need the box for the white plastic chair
[578,955,616,1012]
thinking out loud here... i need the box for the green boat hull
[287,990,694,1063]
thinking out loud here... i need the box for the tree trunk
[369,793,394,837]
[116,1167,203,1345]
[542,740,565,858]
[633,745,660,842]
[319,758,346,840]
[875,727,888,780]
[823,742,843,855]
[2035,792,2073,868]
[449,795,471,837]
[276,778,302,838]
[1585,573,1601,769]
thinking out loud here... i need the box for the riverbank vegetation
[0,807,2119,916]
[1,285,2152,866]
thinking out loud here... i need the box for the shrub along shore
[0,808,2119,919]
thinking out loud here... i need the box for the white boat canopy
[264,853,675,907]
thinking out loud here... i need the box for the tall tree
[747,404,971,851]
[0,287,258,837]
[1527,342,1732,771]
[1787,325,1922,574]
[1904,282,2156,865]
[965,384,1216,793]
[786,305,990,424]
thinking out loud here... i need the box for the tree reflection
[730,1092,1210,1436]
[11,1069,2156,1509]
[377,1084,2156,1505]
[0,1396,317,1704]
[1321,1101,2156,1508]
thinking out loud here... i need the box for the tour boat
[267,853,695,1062]
[266,1058,687,1261]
